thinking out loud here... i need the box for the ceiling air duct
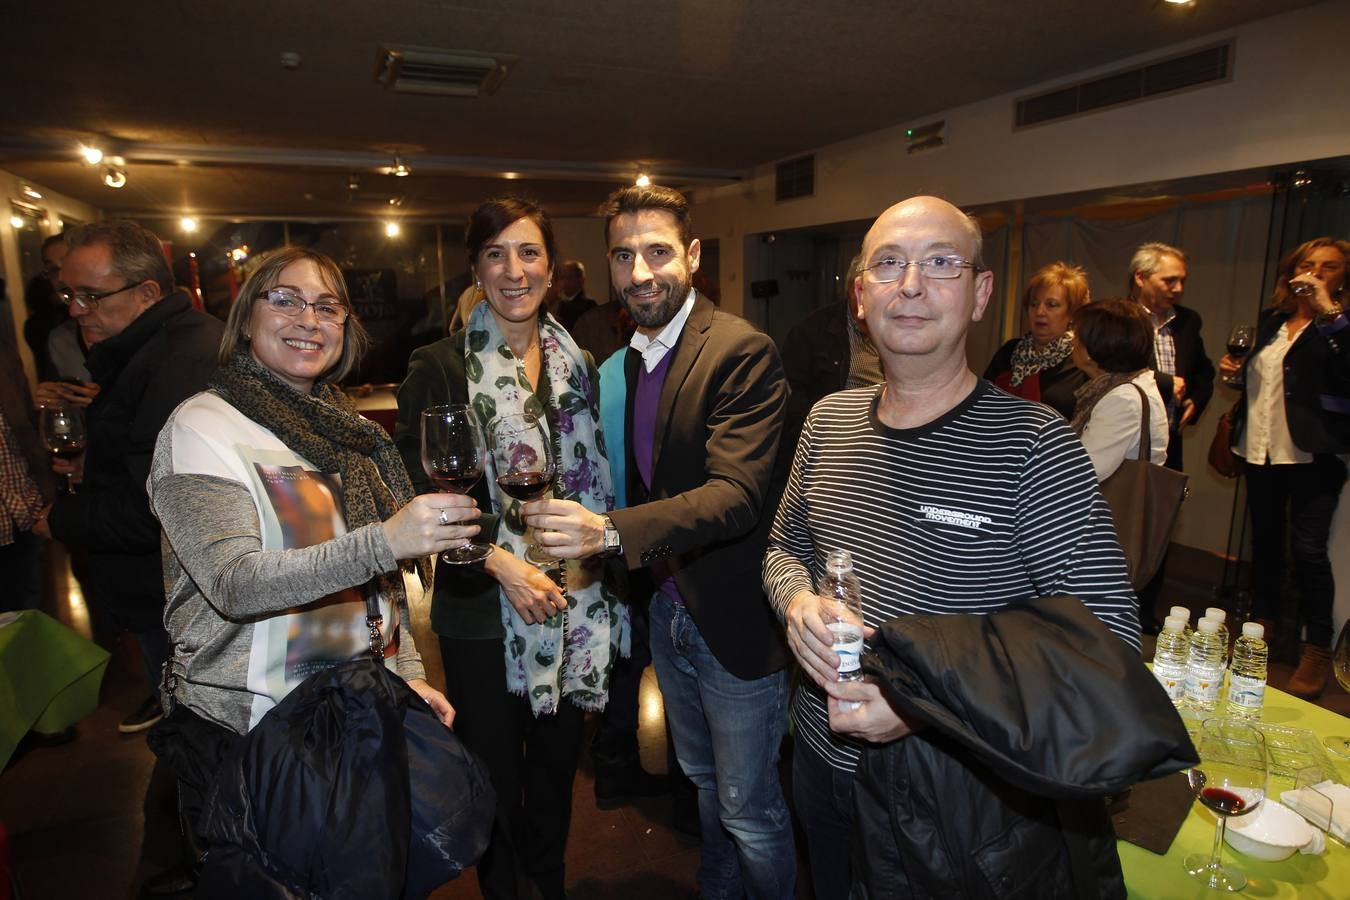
[374,45,517,98]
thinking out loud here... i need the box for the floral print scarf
[465,301,629,715]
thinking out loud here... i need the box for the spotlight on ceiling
[103,166,127,188]
[390,155,411,177]
[635,172,652,188]
[9,215,25,230]
[21,185,42,201]
[79,144,104,165]
[180,216,199,233]
[385,221,402,238]
[230,246,249,262]
[501,171,521,180]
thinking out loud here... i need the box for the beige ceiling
[0,0,1325,221]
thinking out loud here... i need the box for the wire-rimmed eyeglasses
[861,255,980,284]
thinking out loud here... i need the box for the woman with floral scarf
[394,197,625,900]
[984,262,1091,420]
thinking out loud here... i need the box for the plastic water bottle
[820,550,864,709]
[1205,607,1230,659]
[1227,622,1269,719]
[1151,616,1190,706]
[1184,618,1225,712]
[1170,606,1193,642]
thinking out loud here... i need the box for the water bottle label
[1152,662,1186,701]
[827,621,864,676]
[1184,666,1222,704]
[1227,674,1265,712]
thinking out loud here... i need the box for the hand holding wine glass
[489,412,557,565]
[39,405,87,494]
[421,404,492,564]
[1220,325,1254,387]
[1184,719,1267,892]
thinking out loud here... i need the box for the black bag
[193,597,495,899]
[1099,384,1189,590]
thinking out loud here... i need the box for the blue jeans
[649,593,794,900]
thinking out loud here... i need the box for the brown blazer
[609,294,790,680]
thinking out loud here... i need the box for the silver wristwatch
[601,515,622,557]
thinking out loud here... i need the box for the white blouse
[1080,372,1170,482]
[1236,321,1312,466]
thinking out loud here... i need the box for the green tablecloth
[1121,687,1349,898]
[0,610,109,769]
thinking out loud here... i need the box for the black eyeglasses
[257,287,350,325]
[57,281,146,311]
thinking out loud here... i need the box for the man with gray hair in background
[33,220,223,733]
[1127,241,1214,471]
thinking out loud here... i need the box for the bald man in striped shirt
[764,196,1140,900]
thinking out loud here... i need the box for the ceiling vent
[775,155,815,202]
[1015,42,1232,128]
[374,45,517,97]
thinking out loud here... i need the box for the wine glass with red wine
[489,412,557,565]
[1184,719,1267,892]
[421,404,491,565]
[1323,621,1350,758]
[38,404,87,494]
[1223,325,1254,387]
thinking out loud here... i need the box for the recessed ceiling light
[103,166,127,188]
[502,171,521,180]
[180,216,198,233]
[79,144,104,165]
[21,185,42,200]
[9,215,25,230]
[635,172,652,188]
[385,221,401,237]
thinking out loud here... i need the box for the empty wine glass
[1184,719,1267,892]
[489,412,557,565]
[421,404,491,565]
[38,405,87,494]
[1323,621,1350,758]
[1223,325,1254,387]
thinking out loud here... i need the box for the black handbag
[195,593,495,899]
[1099,384,1189,590]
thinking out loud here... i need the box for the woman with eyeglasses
[1217,237,1350,699]
[984,262,1091,420]
[145,247,477,865]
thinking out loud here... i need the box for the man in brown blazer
[526,185,794,900]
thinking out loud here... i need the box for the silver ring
[438,509,450,526]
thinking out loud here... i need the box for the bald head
[861,196,985,272]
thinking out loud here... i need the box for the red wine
[1226,343,1250,357]
[1199,786,1249,816]
[497,471,552,501]
[50,444,86,460]
[428,468,480,494]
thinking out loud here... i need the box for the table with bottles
[1120,681,1349,897]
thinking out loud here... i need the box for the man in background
[554,259,597,331]
[34,221,223,734]
[1128,241,1214,470]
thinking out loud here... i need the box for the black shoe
[119,696,165,734]
[139,867,197,898]
[594,766,671,809]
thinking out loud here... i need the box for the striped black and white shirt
[763,380,1141,774]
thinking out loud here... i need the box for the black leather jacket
[851,596,1196,899]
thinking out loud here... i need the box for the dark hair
[465,196,556,274]
[1023,261,1090,316]
[1271,237,1350,314]
[41,233,66,254]
[601,184,693,247]
[1074,297,1153,373]
[219,247,369,384]
[65,220,175,295]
